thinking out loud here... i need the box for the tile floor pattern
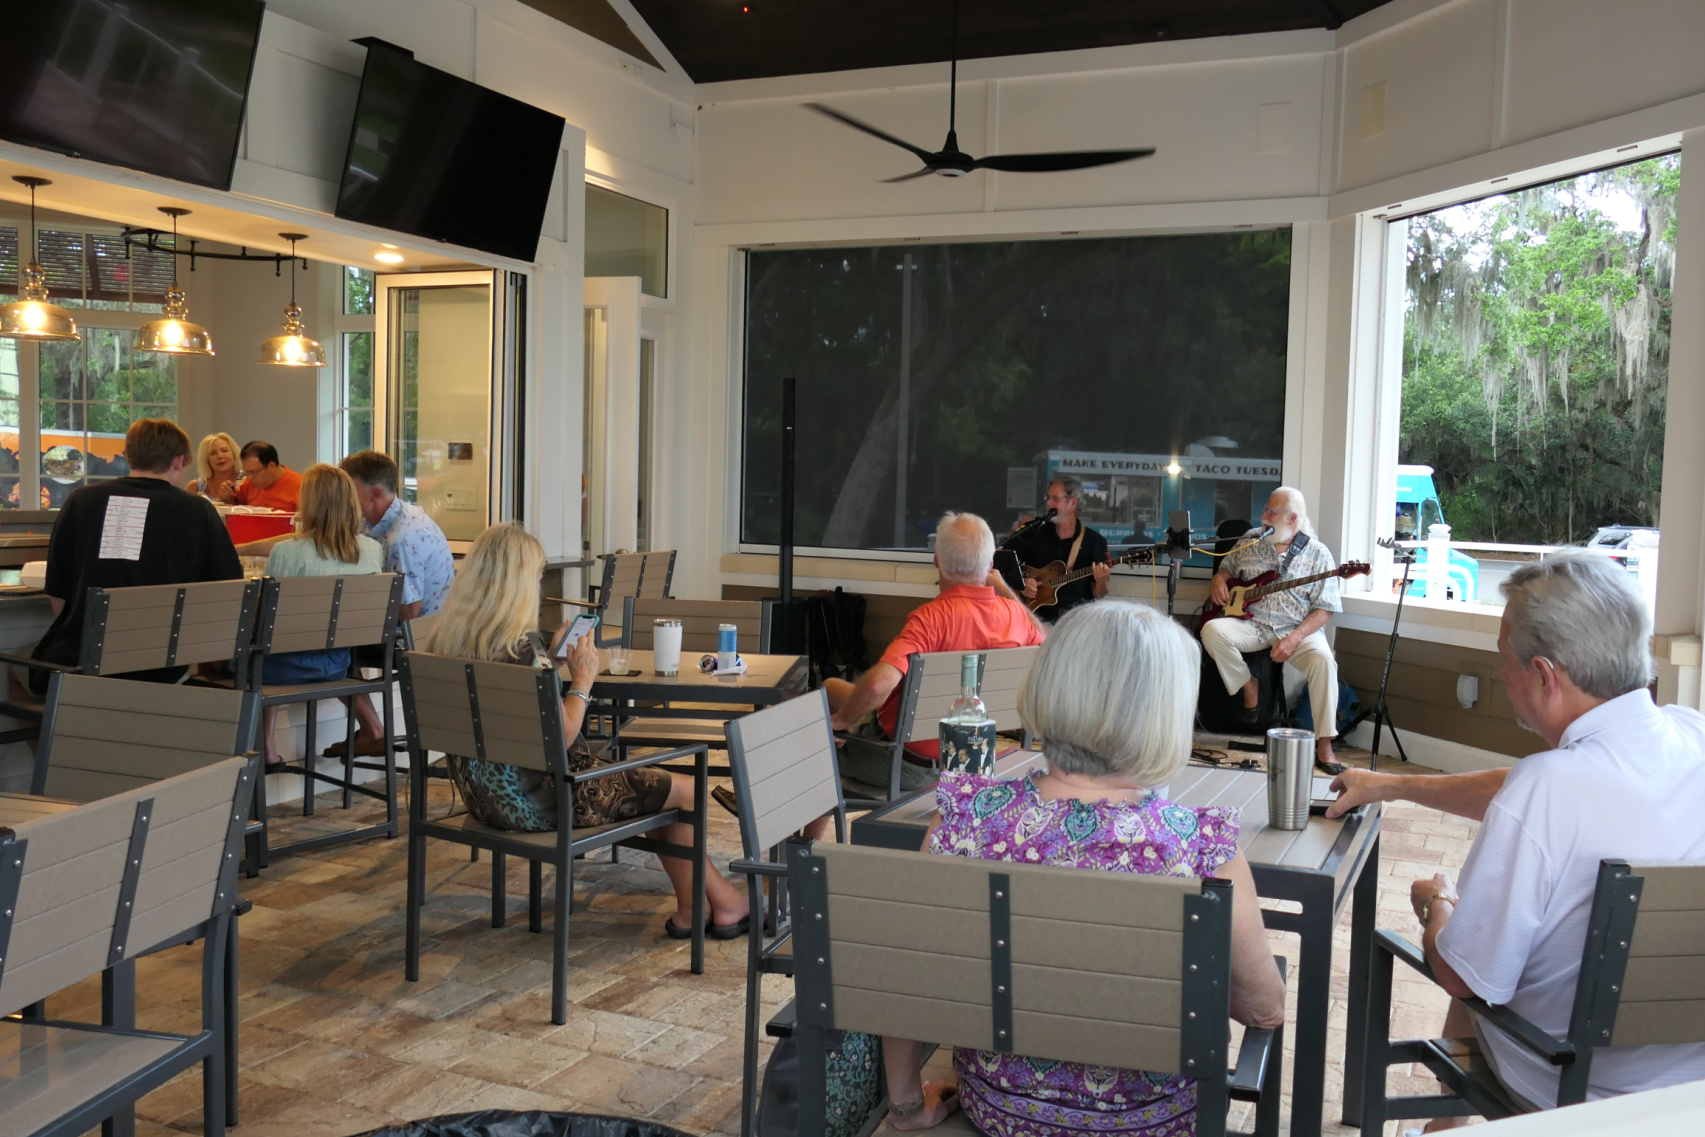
[50,745,1481,1137]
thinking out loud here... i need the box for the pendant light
[258,233,326,367]
[0,176,80,342]
[136,207,214,356]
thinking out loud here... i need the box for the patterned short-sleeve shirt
[1219,531,1340,638]
[367,497,455,616]
[929,772,1240,1137]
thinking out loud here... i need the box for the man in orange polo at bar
[231,440,303,513]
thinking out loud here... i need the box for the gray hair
[1019,600,1199,784]
[935,511,995,585]
[1049,475,1082,500]
[1270,485,1314,536]
[1500,553,1653,698]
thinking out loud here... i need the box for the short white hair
[1019,600,1199,784]
[1501,553,1653,699]
[1270,485,1314,536]
[935,512,995,585]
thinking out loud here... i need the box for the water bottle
[938,653,997,776]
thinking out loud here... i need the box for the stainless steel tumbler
[1266,727,1315,831]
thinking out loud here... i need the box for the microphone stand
[1161,527,1194,618]
[1339,538,1413,771]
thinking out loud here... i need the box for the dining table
[588,649,809,716]
[850,751,1383,1137]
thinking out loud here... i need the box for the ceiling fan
[806,0,1156,182]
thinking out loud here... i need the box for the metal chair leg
[492,850,507,927]
[553,849,572,1025]
[302,699,317,817]
[529,861,543,932]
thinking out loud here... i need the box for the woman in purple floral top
[884,601,1287,1134]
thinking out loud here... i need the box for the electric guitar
[1023,547,1158,612]
[1197,561,1370,629]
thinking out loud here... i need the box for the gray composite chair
[722,689,850,1137]
[233,573,404,862]
[557,550,675,648]
[0,754,257,1137]
[1358,858,1705,1129]
[786,839,1286,1137]
[397,649,711,1024]
[841,645,1039,805]
[0,578,261,747]
[26,673,263,1125]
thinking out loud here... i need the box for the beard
[1264,523,1296,544]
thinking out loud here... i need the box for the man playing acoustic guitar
[1008,475,1111,621]
[1202,487,1346,773]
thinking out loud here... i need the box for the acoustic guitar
[1197,561,1370,629]
[1023,547,1158,612]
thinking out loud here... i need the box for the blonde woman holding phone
[426,523,751,940]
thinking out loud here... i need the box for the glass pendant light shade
[258,233,325,367]
[137,282,215,356]
[258,302,326,366]
[136,206,213,356]
[1,177,80,342]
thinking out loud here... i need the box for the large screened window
[1396,156,1677,605]
[741,233,1292,551]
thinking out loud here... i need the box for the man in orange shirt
[231,441,303,513]
[827,510,1046,792]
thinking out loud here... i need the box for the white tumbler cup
[652,619,683,676]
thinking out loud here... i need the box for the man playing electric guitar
[1006,474,1111,622]
[1202,487,1347,773]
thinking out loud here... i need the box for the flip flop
[1315,757,1347,776]
[664,914,751,940]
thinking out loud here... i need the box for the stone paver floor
[52,743,1478,1137]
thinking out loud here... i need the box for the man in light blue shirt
[324,450,456,757]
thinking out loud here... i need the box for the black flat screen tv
[335,43,566,262]
[0,0,265,190]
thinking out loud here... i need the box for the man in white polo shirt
[1328,553,1705,1117]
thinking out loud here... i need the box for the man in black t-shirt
[1004,475,1111,622]
[32,418,243,688]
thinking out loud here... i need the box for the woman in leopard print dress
[424,523,750,939]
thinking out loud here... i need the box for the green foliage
[1401,156,1676,545]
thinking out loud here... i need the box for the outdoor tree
[1402,155,1677,545]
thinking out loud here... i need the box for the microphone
[1000,507,1056,548]
[1258,524,1275,539]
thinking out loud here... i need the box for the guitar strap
[1065,525,1086,573]
[1280,532,1311,576]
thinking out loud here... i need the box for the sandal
[664,914,751,940]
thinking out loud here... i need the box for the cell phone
[553,614,599,658]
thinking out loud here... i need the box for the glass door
[374,271,496,542]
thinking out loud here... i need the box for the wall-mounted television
[335,42,566,263]
[0,0,265,190]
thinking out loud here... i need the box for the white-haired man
[1329,554,1705,1117]
[826,511,1045,791]
[1201,487,1344,770]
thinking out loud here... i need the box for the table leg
[1288,876,1333,1137]
[1340,834,1380,1127]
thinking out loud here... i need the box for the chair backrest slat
[0,755,251,1016]
[263,574,401,655]
[36,675,254,801]
[626,597,770,655]
[638,550,676,598]
[82,579,258,675]
[599,554,646,634]
[900,647,1038,743]
[799,842,1205,1075]
[1611,862,1705,1047]
[399,652,562,773]
[726,690,843,856]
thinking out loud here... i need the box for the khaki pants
[1200,618,1339,740]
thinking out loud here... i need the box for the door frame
[374,269,502,535]
[583,276,642,556]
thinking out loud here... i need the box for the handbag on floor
[757,1029,883,1137]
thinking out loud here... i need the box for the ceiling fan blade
[805,103,935,163]
[881,168,938,183]
[973,148,1156,173]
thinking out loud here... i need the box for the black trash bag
[757,1029,883,1137]
[354,1111,695,1137]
